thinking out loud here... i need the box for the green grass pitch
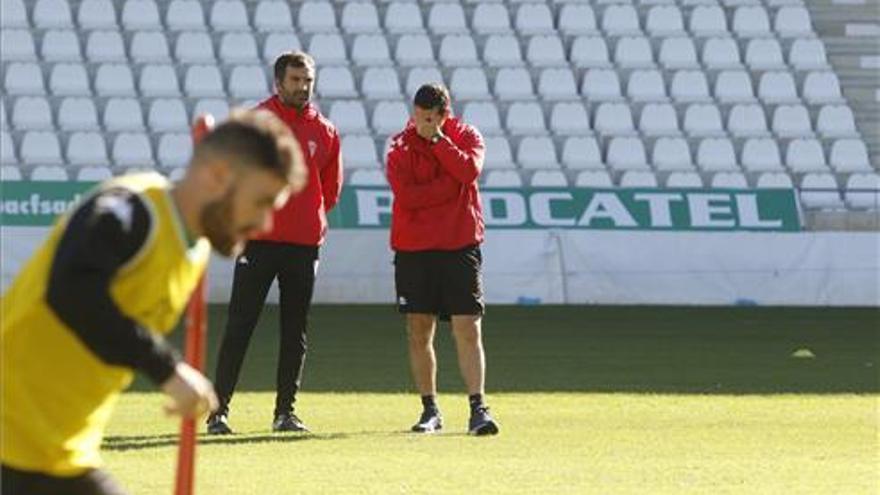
[105,305,879,494]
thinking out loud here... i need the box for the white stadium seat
[12,97,53,131]
[21,131,63,165]
[405,67,444,99]
[646,6,685,36]
[112,132,154,167]
[460,101,502,134]
[786,139,828,172]
[683,104,724,136]
[348,170,387,186]
[428,4,467,34]
[484,35,524,68]
[653,137,694,171]
[575,171,613,188]
[845,174,880,210]
[86,30,125,62]
[530,171,568,187]
[1,30,36,62]
[702,38,741,69]
[329,101,369,134]
[571,37,611,69]
[607,137,649,171]
[602,5,640,35]
[263,33,302,62]
[483,170,523,188]
[559,5,597,35]
[758,72,799,104]
[620,171,659,188]
[516,4,554,34]
[371,101,409,135]
[95,64,136,97]
[318,67,357,98]
[614,37,654,68]
[352,35,392,66]
[396,35,435,66]
[298,1,337,32]
[341,2,379,33]
[582,69,623,102]
[697,138,739,171]
[802,72,844,104]
[2,0,28,28]
[228,66,268,99]
[715,70,755,103]
[104,97,145,131]
[341,135,378,169]
[121,0,161,31]
[562,137,604,170]
[742,138,784,172]
[308,34,347,65]
[0,132,16,165]
[175,32,215,63]
[5,63,46,96]
[517,136,559,169]
[670,71,711,102]
[639,103,680,136]
[772,105,813,138]
[67,132,109,166]
[78,0,117,29]
[31,166,69,181]
[193,98,230,122]
[689,6,727,37]
[1,166,23,181]
[184,65,225,97]
[385,3,424,34]
[148,99,188,132]
[745,39,784,69]
[539,69,578,101]
[659,37,698,69]
[33,0,72,29]
[711,172,749,189]
[727,104,769,137]
[775,6,813,37]
[627,70,668,102]
[254,1,293,32]
[362,68,402,100]
[139,64,181,97]
[800,173,844,210]
[666,171,703,188]
[527,35,567,67]
[817,105,858,137]
[58,97,99,131]
[439,35,479,66]
[157,133,192,167]
[473,4,511,34]
[550,103,590,135]
[594,103,635,135]
[789,39,829,70]
[166,0,205,31]
[732,6,771,37]
[506,102,547,135]
[451,68,491,100]
[42,30,82,62]
[484,136,514,170]
[77,166,114,181]
[829,139,872,172]
[756,172,794,189]
[495,68,534,101]
[220,33,260,64]
[131,32,171,63]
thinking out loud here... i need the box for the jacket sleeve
[431,124,485,184]
[45,188,181,386]
[386,147,462,210]
[321,130,344,212]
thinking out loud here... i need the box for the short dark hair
[193,109,305,187]
[414,83,451,114]
[273,51,316,82]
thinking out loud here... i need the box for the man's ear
[204,159,233,198]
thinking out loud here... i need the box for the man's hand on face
[416,119,442,141]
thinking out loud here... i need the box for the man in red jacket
[207,51,343,434]
[386,84,499,436]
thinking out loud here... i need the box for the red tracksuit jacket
[254,96,343,246]
[386,116,486,252]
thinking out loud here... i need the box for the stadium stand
[0,0,877,221]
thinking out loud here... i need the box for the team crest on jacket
[308,140,317,158]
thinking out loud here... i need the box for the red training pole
[174,114,214,495]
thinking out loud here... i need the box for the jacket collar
[264,95,318,122]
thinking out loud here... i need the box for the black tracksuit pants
[213,240,318,417]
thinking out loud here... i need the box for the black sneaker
[206,413,233,435]
[468,406,499,436]
[272,412,309,433]
[411,409,443,433]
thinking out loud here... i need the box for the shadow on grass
[102,430,466,451]
[133,305,879,395]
